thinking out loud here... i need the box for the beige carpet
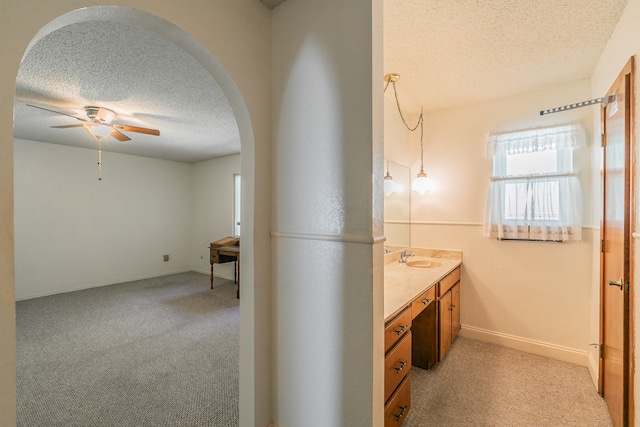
[404,337,613,427]
[16,272,239,427]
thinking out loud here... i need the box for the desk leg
[210,263,214,289]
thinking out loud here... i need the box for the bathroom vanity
[383,248,462,426]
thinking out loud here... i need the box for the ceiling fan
[27,104,160,141]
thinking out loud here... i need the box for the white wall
[191,154,240,280]
[589,0,640,422]
[14,141,242,292]
[272,0,383,426]
[14,139,192,300]
[388,80,597,365]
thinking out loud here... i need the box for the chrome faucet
[399,249,415,263]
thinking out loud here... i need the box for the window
[233,173,241,237]
[484,123,585,241]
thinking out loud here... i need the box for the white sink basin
[405,259,442,268]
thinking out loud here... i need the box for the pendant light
[412,123,432,196]
[384,73,432,195]
[384,160,397,196]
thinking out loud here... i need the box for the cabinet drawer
[411,285,436,319]
[438,266,460,297]
[384,375,411,427]
[384,307,411,353]
[384,331,411,401]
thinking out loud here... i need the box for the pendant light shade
[384,161,397,196]
[412,168,432,196]
[84,123,113,139]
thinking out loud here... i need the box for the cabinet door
[451,282,461,338]
[439,290,452,361]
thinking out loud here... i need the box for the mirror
[383,160,410,250]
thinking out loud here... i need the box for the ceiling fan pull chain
[98,140,102,181]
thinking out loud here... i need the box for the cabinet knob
[394,360,408,373]
[394,325,408,335]
[393,405,408,421]
[422,298,431,306]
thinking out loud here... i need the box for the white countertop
[384,248,462,322]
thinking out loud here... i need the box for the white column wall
[271,0,383,426]
[14,139,192,300]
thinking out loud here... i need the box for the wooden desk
[209,245,240,298]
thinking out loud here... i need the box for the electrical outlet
[163,254,169,262]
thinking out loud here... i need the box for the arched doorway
[12,6,257,424]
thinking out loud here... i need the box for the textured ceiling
[15,20,240,163]
[384,0,630,112]
[14,2,630,162]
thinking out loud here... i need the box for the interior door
[601,57,634,427]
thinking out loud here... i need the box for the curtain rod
[540,94,616,115]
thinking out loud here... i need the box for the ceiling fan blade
[26,104,86,121]
[51,124,86,129]
[113,124,160,136]
[111,129,131,141]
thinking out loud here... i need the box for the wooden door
[439,290,452,361]
[600,57,634,427]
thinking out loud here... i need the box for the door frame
[599,56,635,425]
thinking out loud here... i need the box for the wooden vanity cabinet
[384,307,412,426]
[382,263,462,425]
[411,286,437,369]
[438,267,461,361]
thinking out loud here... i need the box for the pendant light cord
[384,79,425,172]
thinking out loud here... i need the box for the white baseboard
[459,324,589,366]
[17,269,194,301]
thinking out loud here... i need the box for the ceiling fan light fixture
[85,106,116,124]
[84,123,113,139]
[28,103,159,143]
[97,108,116,124]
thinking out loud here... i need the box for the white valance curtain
[486,123,586,157]
[484,123,585,242]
